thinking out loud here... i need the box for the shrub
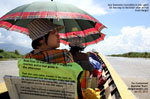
[15,50,20,55]
[0,49,4,53]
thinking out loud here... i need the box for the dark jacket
[73,52,94,73]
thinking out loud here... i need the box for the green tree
[0,49,4,53]
[15,50,20,55]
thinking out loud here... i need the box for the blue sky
[0,0,150,55]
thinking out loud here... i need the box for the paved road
[0,60,18,83]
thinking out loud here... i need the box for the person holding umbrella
[22,19,86,99]
[25,18,74,64]
[0,1,106,98]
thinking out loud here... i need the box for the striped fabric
[0,21,29,35]
[69,37,84,48]
[25,49,74,65]
[60,33,105,46]
[27,19,64,40]
[0,12,99,23]
[59,23,105,39]
[0,1,106,47]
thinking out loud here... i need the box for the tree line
[109,52,150,58]
[0,49,23,59]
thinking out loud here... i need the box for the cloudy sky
[0,0,150,55]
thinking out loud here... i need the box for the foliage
[15,50,20,55]
[109,52,150,58]
[0,49,22,59]
[0,49,4,53]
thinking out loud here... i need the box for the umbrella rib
[62,19,66,32]
[55,2,58,19]
[0,1,106,47]
[62,19,68,40]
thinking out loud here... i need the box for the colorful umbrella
[0,1,106,47]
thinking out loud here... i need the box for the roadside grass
[0,49,23,60]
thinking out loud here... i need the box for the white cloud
[0,0,107,17]
[0,32,4,43]
[0,29,32,48]
[59,0,107,16]
[0,32,2,38]
[85,26,150,55]
[0,4,10,17]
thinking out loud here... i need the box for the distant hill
[0,43,32,55]
[108,52,150,58]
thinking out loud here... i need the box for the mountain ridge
[0,43,32,55]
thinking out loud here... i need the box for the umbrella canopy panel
[4,19,96,32]
[1,1,95,21]
[0,1,106,47]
